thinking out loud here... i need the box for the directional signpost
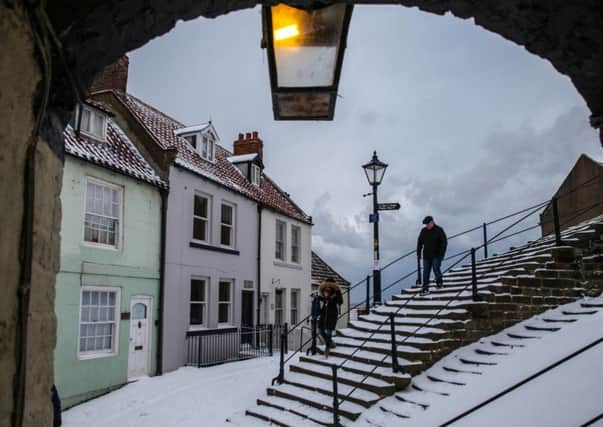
[377,202,401,211]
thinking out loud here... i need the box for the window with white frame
[218,280,233,324]
[84,179,122,248]
[275,220,286,260]
[184,134,197,149]
[201,134,215,162]
[274,289,284,325]
[190,278,207,326]
[291,225,301,264]
[251,164,261,186]
[290,289,300,325]
[79,287,120,357]
[79,105,107,141]
[193,194,210,242]
[220,203,235,247]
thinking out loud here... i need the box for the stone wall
[0,3,61,426]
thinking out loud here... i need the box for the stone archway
[0,1,601,426]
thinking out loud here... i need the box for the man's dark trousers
[423,257,443,291]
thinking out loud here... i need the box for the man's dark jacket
[319,290,343,330]
[417,225,447,259]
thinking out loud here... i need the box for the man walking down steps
[417,215,448,295]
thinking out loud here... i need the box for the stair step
[372,305,470,320]
[489,339,525,349]
[299,355,412,388]
[246,404,325,427]
[332,335,442,357]
[267,384,364,421]
[317,346,424,373]
[290,361,395,395]
[358,314,469,330]
[342,324,451,343]
[255,395,332,425]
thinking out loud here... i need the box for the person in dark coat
[51,384,62,427]
[318,279,343,357]
[417,215,447,295]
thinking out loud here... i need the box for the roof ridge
[125,92,186,128]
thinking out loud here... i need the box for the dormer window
[184,135,197,149]
[174,122,219,163]
[251,164,261,186]
[78,105,107,141]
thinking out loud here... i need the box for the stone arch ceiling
[48,1,602,144]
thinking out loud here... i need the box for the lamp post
[261,3,353,120]
[362,151,388,305]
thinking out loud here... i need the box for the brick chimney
[234,131,264,162]
[90,56,129,93]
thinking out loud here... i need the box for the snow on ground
[353,296,603,427]
[63,356,281,427]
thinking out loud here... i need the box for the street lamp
[261,3,354,120]
[362,151,388,305]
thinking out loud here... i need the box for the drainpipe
[157,188,168,375]
[256,204,263,326]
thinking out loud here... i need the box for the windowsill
[77,351,117,361]
[189,241,240,255]
[273,260,303,270]
[217,323,234,329]
[188,324,208,332]
[80,129,107,143]
[82,241,120,252]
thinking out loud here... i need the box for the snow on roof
[227,153,258,163]
[174,123,211,136]
[64,119,166,188]
[112,91,311,224]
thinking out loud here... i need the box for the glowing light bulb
[274,24,299,41]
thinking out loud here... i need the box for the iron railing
[185,323,286,367]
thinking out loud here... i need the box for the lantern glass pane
[271,4,346,87]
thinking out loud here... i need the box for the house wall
[54,157,162,408]
[162,166,259,372]
[540,155,603,236]
[260,209,312,336]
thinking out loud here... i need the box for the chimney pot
[238,133,244,140]
[245,132,251,139]
[252,131,258,138]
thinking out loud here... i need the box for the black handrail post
[552,197,561,246]
[284,323,288,354]
[482,223,488,259]
[471,248,479,301]
[331,366,341,427]
[389,313,401,373]
[311,319,317,355]
[365,275,371,310]
[197,335,202,368]
[272,326,286,385]
[268,324,273,357]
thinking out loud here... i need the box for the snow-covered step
[319,345,423,373]
[283,371,380,407]
[267,383,365,421]
[245,404,324,427]
[299,355,412,388]
[332,336,441,362]
[347,320,451,339]
[255,394,334,425]
[338,328,454,349]
[411,375,460,396]
[379,398,425,418]
[372,305,470,320]
[424,367,475,385]
[289,360,396,395]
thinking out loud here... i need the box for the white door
[128,296,152,380]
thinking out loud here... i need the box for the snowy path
[63,356,280,427]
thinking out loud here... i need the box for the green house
[54,101,166,408]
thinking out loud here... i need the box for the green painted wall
[54,157,162,408]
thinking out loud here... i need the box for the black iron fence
[185,324,286,368]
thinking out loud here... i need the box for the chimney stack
[234,131,264,161]
[90,56,129,93]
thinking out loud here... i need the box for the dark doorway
[241,291,254,344]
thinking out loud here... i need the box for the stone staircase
[237,215,603,426]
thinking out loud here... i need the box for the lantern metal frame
[261,3,354,121]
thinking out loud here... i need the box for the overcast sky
[128,5,601,303]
